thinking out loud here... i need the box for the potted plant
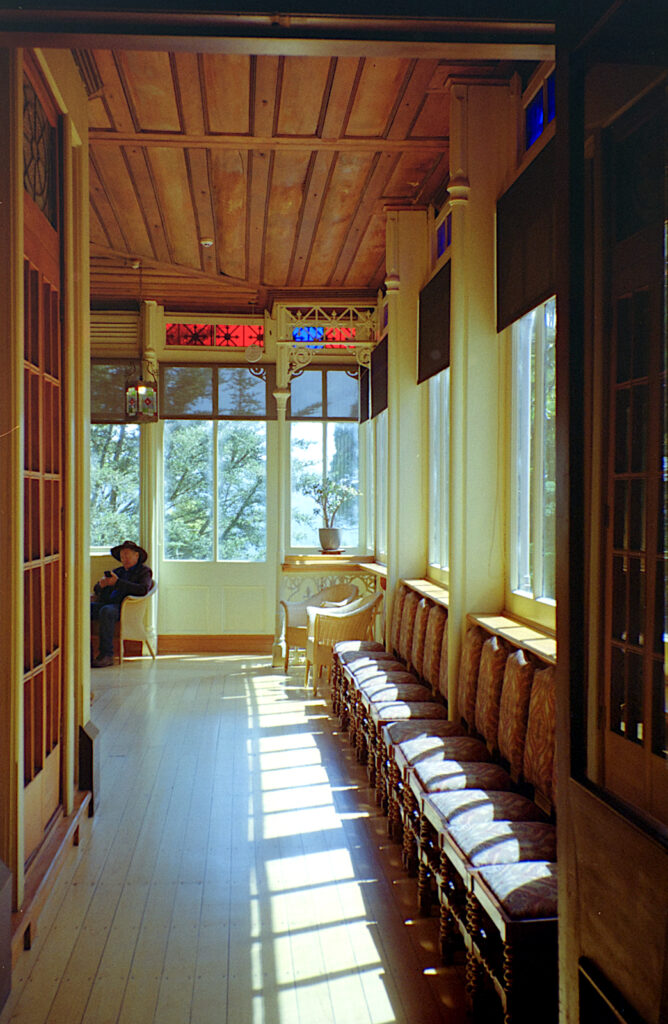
[298,474,359,552]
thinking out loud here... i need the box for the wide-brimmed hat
[110,540,148,563]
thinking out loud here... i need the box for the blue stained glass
[546,73,556,123]
[293,325,324,342]
[525,90,544,149]
[436,221,446,258]
[446,212,452,247]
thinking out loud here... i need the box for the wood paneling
[84,49,519,312]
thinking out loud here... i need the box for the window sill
[469,611,556,665]
[403,577,449,609]
[282,555,384,574]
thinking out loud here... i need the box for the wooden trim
[157,634,273,654]
[11,790,91,964]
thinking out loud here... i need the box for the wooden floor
[1,656,467,1024]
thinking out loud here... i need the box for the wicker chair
[279,583,358,671]
[305,591,384,695]
[119,582,158,663]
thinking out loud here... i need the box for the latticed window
[23,74,58,228]
[165,322,264,348]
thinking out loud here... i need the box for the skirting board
[158,635,273,654]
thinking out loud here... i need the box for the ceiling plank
[89,153,129,252]
[275,55,331,137]
[330,150,399,286]
[121,143,171,263]
[91,144,155,256]
[187,147,216,275]
[210,148,249,283]
[91,49,135,132]
[115,49,181,131]
[172,51,205,134]
[202,53,251,135]
[248,55,279,284]
[345,57,413,137]
[145,146,201,267]
[263,149,312,286]
[303,151,374,286]
[287,150,334,288]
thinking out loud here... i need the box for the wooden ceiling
[83,48,524,314]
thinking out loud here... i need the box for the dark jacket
[93,563,153,604]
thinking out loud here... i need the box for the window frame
[427,367,450,585]
[506,296,557,633]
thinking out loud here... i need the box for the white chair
[279,582,359,671]
[119,582,157,663]
[305,590,384,695]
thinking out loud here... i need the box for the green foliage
[90,424,140,547]
[217,422,266,559]
[164,421,214,560]
[298,473,359,528]
[163,420,267,561]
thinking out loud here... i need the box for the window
[288,367,361,550]
[290,422,359,548]
[509,297,556,624]
[428,368,450,575]
[524,69,556,150]
[375,409,388,562]
[90,423,141,548]
[161,365,270,561]
[163,420,267,561]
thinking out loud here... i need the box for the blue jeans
[90,601,120,657]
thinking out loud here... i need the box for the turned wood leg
[387,761,402,840]
[439,895,459,964]
[502,943,514,1024]
[402,789,418,874]
[465,950,484,1015]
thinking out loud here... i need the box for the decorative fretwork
[23,75,57,228]
[274,303,376,385]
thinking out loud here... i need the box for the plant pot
[319,527,341,552]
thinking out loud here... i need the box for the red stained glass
[166,323,265,347]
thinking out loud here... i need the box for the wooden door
[602,84,666,825]
[22,56,64,864]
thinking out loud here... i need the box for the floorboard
[0,656,467,1024]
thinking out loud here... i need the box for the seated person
[90,540,153,668]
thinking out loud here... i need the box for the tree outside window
[90,423,140,547]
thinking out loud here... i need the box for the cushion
[423,789,547,829]
[362,683,434,708]
[457,625,485,728]
[381,719,466,752]
[358,672,420,693]
[423,604,447,691]
[348,662,410,683]
[497,649,535,776]
[398,590,420,664]
[338,648,396,666]
[449,820,557,867]
[522,664,556,803]
[437,614,449,698]
[413,759,513,794]
[371,701,450,726]
[474,862,558,919]
[474,635,509,748]
[334,640,386,656]
[394,735,490,769]
[389,583,408,653]
[410,598,431,678]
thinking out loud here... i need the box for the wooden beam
[90,130,449,152]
